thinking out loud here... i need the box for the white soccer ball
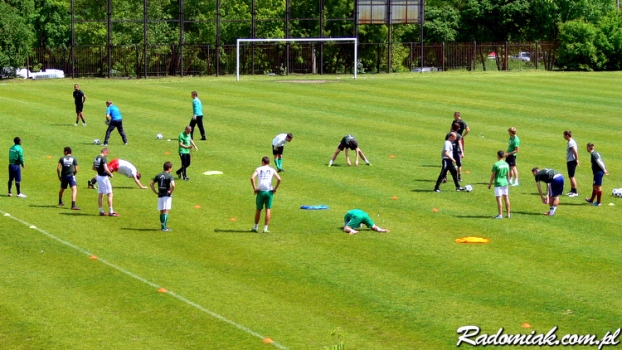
[156,133,163,140]
[93,139,101,145]
[613,188,622,197]
[464,185,473,192]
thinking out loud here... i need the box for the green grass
[1,71,621,349]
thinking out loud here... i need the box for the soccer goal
[236,37,358,81]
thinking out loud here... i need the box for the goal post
[236,37,358,81]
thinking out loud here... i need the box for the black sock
[16,183,21,194]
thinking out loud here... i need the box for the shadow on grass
[29,204,58,208]
[58,212,93,216]
[413,179,436,182]
[113,186,135,189]
[512,211,545,216]
[50,124,75,127]
[419,164,440,168]
[327,164,342,167]
[411,189,436,192]
[558,202,587,206]
[214,229,254,233]
[454,215,492,219]
[121,228,160,232]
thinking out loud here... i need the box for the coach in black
[434,132,465,192]
[73,84,86,126]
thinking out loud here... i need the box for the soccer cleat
[124,143,128,145]
[109,212,119,217]
[593,202,601,206]
[200,137,207,141]
[59,202,65,207]
[250,228,258,232]
[442,177,447,183]
[263,229,270,233]
[17,193,27,198]
[161,228,172,232]
[183,177,190,181]
[176,170,182,179]
[348,230,359,235]
[74,123,78,126]
[506,214,511,218]
[99,212,107,216]
[366,163,372,166]
[434,189,441,192]
[511,182,519,187]
[568,192,579,197]
[103,144,108,147]
[71,206,80,210]
[585,198,593,204]
[83,123,87,126]
[276,169,282,173]
[456,187,465,192]
[494,215,503,219]
[7,193,12,197]
[544,211,553,216]
[328,164,332,167]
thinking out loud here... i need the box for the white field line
[0,209,288,350]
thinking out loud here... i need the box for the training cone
[230,217,237,222]
[157,288,168,293]
[3,213,10,217]
[29,225,36,229]
[164,151,170,155]
[391,196,398,200]
[89,255,98,260]
[432,208,439,212]
[465,170,471,174]
[521,323,531,328]
[46,155,52,159]
[263,338,274,344]
[194,205,201,209]
[389,154,395,158]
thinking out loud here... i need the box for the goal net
[236,38,358,81]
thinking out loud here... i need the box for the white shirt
[272,134,289,147]
[442,140,453,159]
[567,139,577,162]
[117,159,138,178]
[255,165,276,191]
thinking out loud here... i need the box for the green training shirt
[492,160,510,187]
[9,145,24,166]
[507,136,520,156]
[178,132,191,154]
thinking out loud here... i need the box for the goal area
[236,38,358,81]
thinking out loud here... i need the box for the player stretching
[532,167,564,216]
[250,156,281,233]
[272,133,293,172]
[88,158,147,189]
[328,135,370,166]
[343,209,390,235]
[150,161,175,232]
[585,143,609,206]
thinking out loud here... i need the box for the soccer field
[1,71,621,349]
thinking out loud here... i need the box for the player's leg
[70,185,78,209]
[103,123,115,145]
[495,195,502,217]
[197,116,206,140]
[107,192,114,214]
[434,161,449,191]
[263,192,274,232]
[329,148,342,166]
[59,186,65,206]
[183,154,191,180]
[357,148,370,165]
[345,148,352,166]
[264,209,271,231]
[448,162,461,189]
[189,118,197,139]
[504,194,511,218]
[14,167,23,196]
[98,193,104,214]
[252,192,265,232]
[116,121,128,144]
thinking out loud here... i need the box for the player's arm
[463,125,470,137]
[345,148,351,165]
[459,141,465,157]
[149,180,158,195]
[572,147,580,166]
[74,165,78,176]
[354,148,360,166]
[190,139,198,151]
[488,171,495,189]
[19,149,25,168]
[169,180,175,195]
[134,175,148,189]
[250,171,259,194]
[82,94,86,104]
[103,163,113,177]
[444,149,455,163]
[272,173,282,193]
[596,157,608,174]
[57,163,62,180]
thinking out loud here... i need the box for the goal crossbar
[236,37,358,81]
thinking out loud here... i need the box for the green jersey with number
[492,160,509,187]
[153,172,175,197]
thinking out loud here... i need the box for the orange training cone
[263,338,274,344]
[521,323,531,328]
[164,151,170,155]
[194,205,201,209]
[432,208,439,212]
[89,255,98,260]
[389,155,395,158]
[230,217,237,222]
[157,288,168,293]
[391,196,398,200]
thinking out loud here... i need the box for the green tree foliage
[597,12,622,70]
[424,4,460,42]
[557,19,606,71]
[459,0,531,42]
[0,1,34,69]
[33,0,70,48]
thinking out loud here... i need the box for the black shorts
[272,146,284,155]
[453,152,462,167]
[505,155,516,167]
[75,104,84,113]
[338,140,357,151]
[61,175,77,189]
[567,160,578,178]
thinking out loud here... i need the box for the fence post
[535,40,539,70]
[473,41,476,71]
[442,41,445,71]
[505,41,508,71]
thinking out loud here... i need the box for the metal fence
[25,41,556,78]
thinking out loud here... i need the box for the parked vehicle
[512,52,531,62]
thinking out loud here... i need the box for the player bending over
[328,135,370,167]
[88,158,147,189]
[343,209,389,235]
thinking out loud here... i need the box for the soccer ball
[612,188,622,198]
[93,139,101,145]
[464,185,473,192]
[156,133,163,139]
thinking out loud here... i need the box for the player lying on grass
[343,209,389,235]
[88,158,147,189]
[328,134,370,166]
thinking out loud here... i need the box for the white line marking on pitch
[0,209,288,350]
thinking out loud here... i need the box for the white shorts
[158,196,172,211]
[97,175,112,194]
[494,186,509,197]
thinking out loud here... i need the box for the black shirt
[73,90,85,105]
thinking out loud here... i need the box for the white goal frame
[236,37,358,81]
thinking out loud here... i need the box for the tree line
[1,0,621,72]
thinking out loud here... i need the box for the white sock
[109,207,114,213]
[253,224,258,230]
[264,225,269,231]
[550,206,557,215]
[99,207,104,213]
[329,160,333,165]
